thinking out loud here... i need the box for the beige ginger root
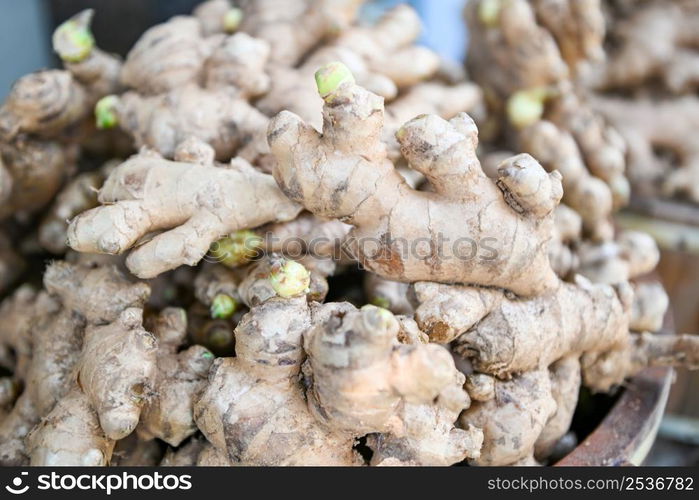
[0,261,150,465]
[137,308,213,447]
[459,355,581,466]
[103,12,272,162]
[226,0,363,66]
[596,1,699,93]
[119,16,214,96]
[0,291,80,466]
[26,262,154,466]
[0,232,24,294]
[111,433,162,466]
[194,258,479,465]
[0,14,121,219]
[38,160,116,254]
[593,96,699,203]
[0,11,122,220]
[268,63,562,297]
[534,356,581,462]
[413,279,696,392]
[256,5,443,128]
[466,0,628,208]
[530,0,605,72]
[0,70,89,142]
[0,138,72,220]
[519,120,614,240]
[67,149,301,278]
[2,11,118,143]
[0,285,40,389]
[52,9,122,100]
[577,230,660,285]
[192,263,359,465]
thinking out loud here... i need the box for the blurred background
[1,0,697,465]
[0,0,468,99]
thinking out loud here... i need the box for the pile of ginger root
[0,0,697,467]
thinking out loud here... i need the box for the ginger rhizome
[39,160,116,254]
[0,261,151,465]
[67,148,300,278]
[585,1,699,204]
[137,308,213,447]
[593,96,699,203]
[97,14,273,163]
[466,0,628,236]
[0,9,121,222]
[193,257,480,465]
[2,0,698,470]
[269,63,562,296]
[256,5,441,124]
[595,0,699,94]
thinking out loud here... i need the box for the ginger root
[0,261,150,465]
[52,9,122,100]
[256,5,442,128]
[466,0,628,211]
[38,160,115,254]
[460,355,581,465]
[593,96,699,203]
[194,258,478,465]
[100,84,271,163]
[269,63,562,296]
[27,262,153,466]
[596,1,699,93]
[137,308,213,446]
[67,149,301,278]
[414,277,695,393]
[0,10,124,221]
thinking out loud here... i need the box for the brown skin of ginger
[460,368,556,466]
[111,433,163,466]
[0,139,73,221]
[53,9,123,100]
[458,356,581,466]
[0,234,25,297]
[232,0,363,66]
[414,275,693,394]
[25,262,153,466]
[0,70,89,142]
[413,278,632,391]
[112,85,270,163]
[115,14,272,162]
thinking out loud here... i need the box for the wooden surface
[557,307,676,466]
[616,205,699,420]
[556,367,673,466]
